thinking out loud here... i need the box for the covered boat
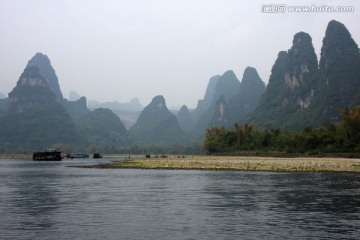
[33,149,62,161]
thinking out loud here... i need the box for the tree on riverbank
[204,106,360,155]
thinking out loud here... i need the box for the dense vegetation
[75,108,129,152]
[204,106,360,156]
[0,103,82,153]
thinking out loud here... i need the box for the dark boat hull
[33,158,62,161]
[33,150,62,161]
[93,153,103,159]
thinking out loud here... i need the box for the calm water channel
[0,158,359,240]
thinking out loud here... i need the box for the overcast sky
[1,0,359,109]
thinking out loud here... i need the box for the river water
[0,158,359,240]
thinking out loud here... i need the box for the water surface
[0,158,359,239]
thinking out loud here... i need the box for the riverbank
[0,154,31,159]
[92,155,360,172]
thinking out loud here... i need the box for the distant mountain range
[88,98,143,111]
[88,98,143,129]
[190,67,265,139]
[0,20,359,152]
[0,54,128,152]
[245,20,360,129]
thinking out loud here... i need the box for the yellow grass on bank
[98,155,360,172]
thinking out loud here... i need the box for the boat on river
[93,152,103,159]
[33,149,62,161]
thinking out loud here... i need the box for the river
[0,158,359,239]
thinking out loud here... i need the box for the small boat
[93,152,103,159]
[66,153,89,159]
[33,149,62,161]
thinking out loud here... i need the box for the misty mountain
[209,95,229,128]
[0,66,82,151]
[0,92,6,118]
[2,20,360,152]
[0,53,128,152]
[308,20,360,124]
[62,96,91,120]
[26,52,63,101]
[226,67,266,126]
[245,20,360,129]
[106,109,141,129]
[191,75,220,123]
[69,91,82,101]
[129,95,187,145]
[0,102,83,152]
[213,70,241,103]
[176,105,195,134]
[192,70,240,139]
[88,98,143,129]
[0,98,9,119]
[76,108,129,147]
[88,98,143,111]
[244,31,319,128]
[8,66,57,113]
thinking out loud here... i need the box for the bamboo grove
[204,106,360,155]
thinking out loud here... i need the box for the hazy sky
[1,0,359,109]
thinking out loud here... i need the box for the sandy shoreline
[92,155,360,172]
[2,154,360,172]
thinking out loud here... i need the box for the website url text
[261,4,355,13]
